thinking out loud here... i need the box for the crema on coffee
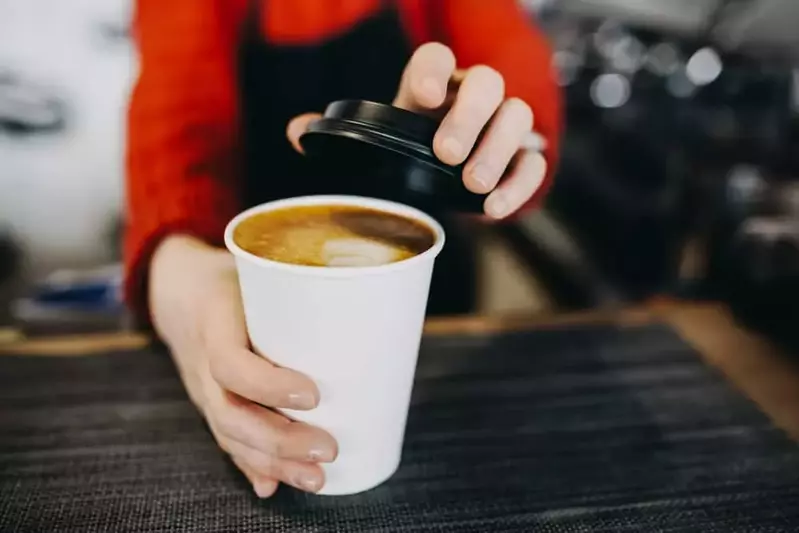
[233,204,436,267]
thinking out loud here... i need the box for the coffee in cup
[233,204,436,268]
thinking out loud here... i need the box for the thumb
[286,113,323,153]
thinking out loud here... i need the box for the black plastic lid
[300,100,484,213]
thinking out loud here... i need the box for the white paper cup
[224,195,445,495]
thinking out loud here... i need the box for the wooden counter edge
[0,304,667,356]
[662,305,799,443]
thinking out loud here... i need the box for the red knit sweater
[125,0,562,320]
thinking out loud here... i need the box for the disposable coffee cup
[224,195,445,495]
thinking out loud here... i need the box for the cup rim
[224,195,446,277]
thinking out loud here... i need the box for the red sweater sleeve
[417,0,562,210]
[125,0,247,323]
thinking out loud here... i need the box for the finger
[231,455,279,498]
[393,42,456,111]
[484,151,547,219]
[209,346,319,410]
[463,98,534,194]
[226,438,325,494]
[286,112,322,153]
[213,391,338,463]
[434,65,505,166]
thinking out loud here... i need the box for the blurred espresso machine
[527,0,799,348]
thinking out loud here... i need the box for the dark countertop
[2,302,798,532]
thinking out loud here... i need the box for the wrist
[148,234,234,340]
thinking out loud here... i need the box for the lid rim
[304,118,459,176]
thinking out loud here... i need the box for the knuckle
[271,424,295,458]
[211,399,243,439]
[468,65,505,97]
[207,420,231,450]
[455,95,494,122]
[472,99,497,119]
[469,64,501,81]
[416,42,455,63]
[216,436,232,454]
[505,98,533,129]
[520,166,539,190]
[245,451,275,474]
[207,349,229,384]
[214,414,238,439]
[529,150,547,172]
[518,154,547,190]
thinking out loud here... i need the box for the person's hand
[286,42,547,219]
[148,235,338,497]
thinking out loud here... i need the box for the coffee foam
[322,238,403,266]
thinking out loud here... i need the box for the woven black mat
[1,323,798,532]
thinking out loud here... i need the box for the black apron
[238,0,476,315]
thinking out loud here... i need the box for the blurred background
[1,0,798,344]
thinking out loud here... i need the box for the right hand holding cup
[148,235,338,497]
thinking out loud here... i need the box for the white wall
[0,0,135,278]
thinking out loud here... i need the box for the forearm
[148,234,233,341]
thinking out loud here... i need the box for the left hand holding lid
[287,42,547,219]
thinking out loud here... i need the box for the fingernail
[470,163,492,191]
[292,473,322,493]
[440,137,463,161]
[421,77,442,101]
[288,391,316,410]
[487,194,509,218]
[308,446,335,463]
